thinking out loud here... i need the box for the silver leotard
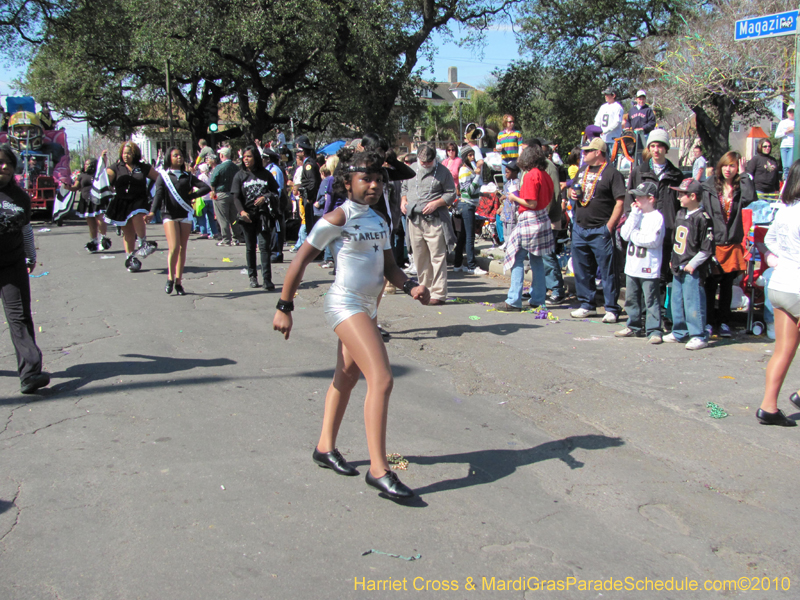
[306,200,391,329]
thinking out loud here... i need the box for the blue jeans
[506,248,546,307]
[670,270,706,340]
[542,247,565,296]
[625,275,661,335]
[571,223,620,314]
[781,146,793,180]
[454,204,478,269]
[293,223,307,250]
[194,202,219,236]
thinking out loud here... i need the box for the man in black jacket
[624,129,683,286]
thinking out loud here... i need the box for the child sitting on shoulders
[615,182,665,343]
[664,179,715,350]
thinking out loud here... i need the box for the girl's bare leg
[97,217,107,237]
[163,222,179,281]
[760,308,800,413]
[317,339,361,453]
[131,213,147,240]
[122,222,137,254]
[176,222,191,283]
[330,312,393,476]
[86,217,98,239]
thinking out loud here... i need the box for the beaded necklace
[579,161,608,206]
[718,184,734,223]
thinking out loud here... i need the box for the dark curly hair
[517,145,547,172]
[332,151,386,196]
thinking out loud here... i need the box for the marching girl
[67,158,111,252]
[102,142,159,272]
[273,152,429,500]
[147,147,210,295]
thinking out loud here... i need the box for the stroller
[742,192,782,336]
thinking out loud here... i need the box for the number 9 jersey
[671,207,715,277]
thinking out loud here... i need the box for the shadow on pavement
[292,365,415,379]
[390,322,542,339]
[0,499,15,514]
[400,435,625,496]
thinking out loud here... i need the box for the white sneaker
[614,327,635,337]
[648,333,663,345]
[663,332,680,343]
[602,312,618,324]
[472,266,487,275]
[570,308,596,319]
[404,265,417,275]
[685,337,708,350]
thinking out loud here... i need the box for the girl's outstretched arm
[273,241,322,339]
[273,208,344,339]
[383,249,430,305]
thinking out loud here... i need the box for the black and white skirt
[75,195,109,218]
[104,195,151,226]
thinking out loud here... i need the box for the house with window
[396,67,477,152]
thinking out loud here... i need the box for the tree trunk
[692,95,736,167]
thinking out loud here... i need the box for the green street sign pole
[794,33,800,164]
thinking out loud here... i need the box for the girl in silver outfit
[273,152,429,500]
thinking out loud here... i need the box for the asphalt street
[1,218,798,599]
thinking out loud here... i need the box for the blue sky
[1,26,521,147]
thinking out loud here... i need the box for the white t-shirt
[594,102,624,143]
[692,156,707,181]
[620,207,665,279]
[775,119,795,149]
[766,202,800,294]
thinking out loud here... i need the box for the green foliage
[20,0,522,145]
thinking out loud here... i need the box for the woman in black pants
[0,145,49,394]
[231,146,280,290]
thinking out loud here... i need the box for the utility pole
[166,59,175,147]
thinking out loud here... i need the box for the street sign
[735,10,798,41]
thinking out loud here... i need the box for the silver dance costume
[306,200,391,330]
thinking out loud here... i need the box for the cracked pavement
[0,220,798,599]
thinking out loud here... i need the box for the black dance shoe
[175,283,186,296]
[249,277,259,288]
[365,469,415,499]
[165,280,174,294]
[263,281,275,291]
[790,392,800,411]
[756,408,797,427]
[21,372,50,394]
[312,447,359,476]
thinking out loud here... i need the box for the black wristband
[402,279,419,295]
[276,299,294,313]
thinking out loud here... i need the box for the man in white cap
[627,90,656,135]
[568,137,626,321]
[775,104,795,180]
[624,129,683,303]
[594,87,624,156]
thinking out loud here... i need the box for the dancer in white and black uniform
[273,152,430,500]
[148,147,210,295]
[103,142,159,272]
[67,158,111,252]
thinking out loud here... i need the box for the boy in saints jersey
[664,179,715,350]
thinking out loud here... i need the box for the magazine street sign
[735,10,798,41]
[735,10,800,162]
